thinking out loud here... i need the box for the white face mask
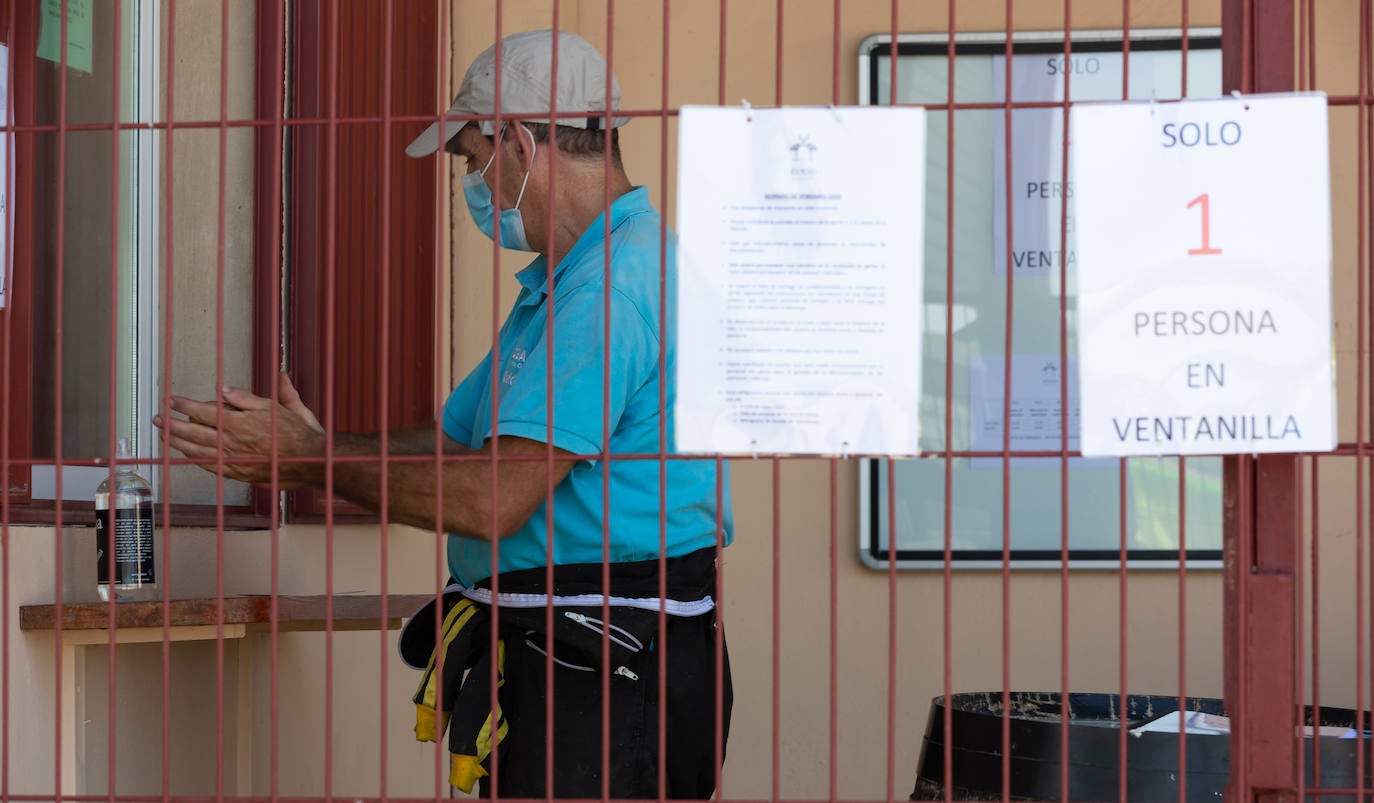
[461,124,536,252]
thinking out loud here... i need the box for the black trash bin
[912,692,1374,802]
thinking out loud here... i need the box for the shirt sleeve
[442,351,493,446]
[486,284,658,456]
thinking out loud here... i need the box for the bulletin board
[857,29,1226,570]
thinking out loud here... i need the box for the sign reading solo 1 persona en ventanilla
[1073,93,1335,457]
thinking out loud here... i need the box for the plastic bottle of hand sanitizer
[95,438,157,602]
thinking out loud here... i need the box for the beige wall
[1312,0,1367,714]
[12,0,1374,800]
[5,522,446,799]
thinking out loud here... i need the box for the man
[156,29,732,800]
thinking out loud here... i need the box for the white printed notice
[674,106,925,455]
[1073,93,1335,456]
[995,52,1200,277]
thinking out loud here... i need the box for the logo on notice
[788,135,819,181]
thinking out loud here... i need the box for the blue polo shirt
[442,186,733,586]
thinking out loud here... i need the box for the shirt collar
[513,186,653,303]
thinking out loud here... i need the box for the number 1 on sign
[1187,193,1222,255]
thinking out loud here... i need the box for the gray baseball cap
[405,30,630,158]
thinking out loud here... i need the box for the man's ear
[508,124,538,172]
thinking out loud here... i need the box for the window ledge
[19,593,436,633]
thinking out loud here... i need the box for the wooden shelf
[20,594,435,634]
[23,593,439,797]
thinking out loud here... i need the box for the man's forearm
[299,433,569,541]
[311,435,478,534]
[357,423,448,455]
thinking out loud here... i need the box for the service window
[5,2,439,523]
[16,1,258,510]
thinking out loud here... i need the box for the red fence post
[1224,455,1300,802]
[1221,4,1300,802]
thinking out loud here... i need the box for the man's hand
[153,372,326,488]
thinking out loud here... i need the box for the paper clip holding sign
[741,98,752,122]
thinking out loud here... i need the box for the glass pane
[31,29,122,463]
[29,0,253,506]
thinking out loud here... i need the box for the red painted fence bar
[0,2,1367,802]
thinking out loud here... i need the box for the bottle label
[96,507,156,585]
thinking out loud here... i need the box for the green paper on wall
[38,0,93,74]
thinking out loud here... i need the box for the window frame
[24,0,163,516]
[4,0,439,527]
[3,0,265,526]
[856,28,1227,570]
[2,0,33,509]
[280,0,439,524]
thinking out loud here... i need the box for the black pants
[479,609,732,799]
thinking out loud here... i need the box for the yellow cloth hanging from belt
[411,596,508,793]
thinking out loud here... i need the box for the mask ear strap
[479,122,507,177]
[513,125,536,209]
